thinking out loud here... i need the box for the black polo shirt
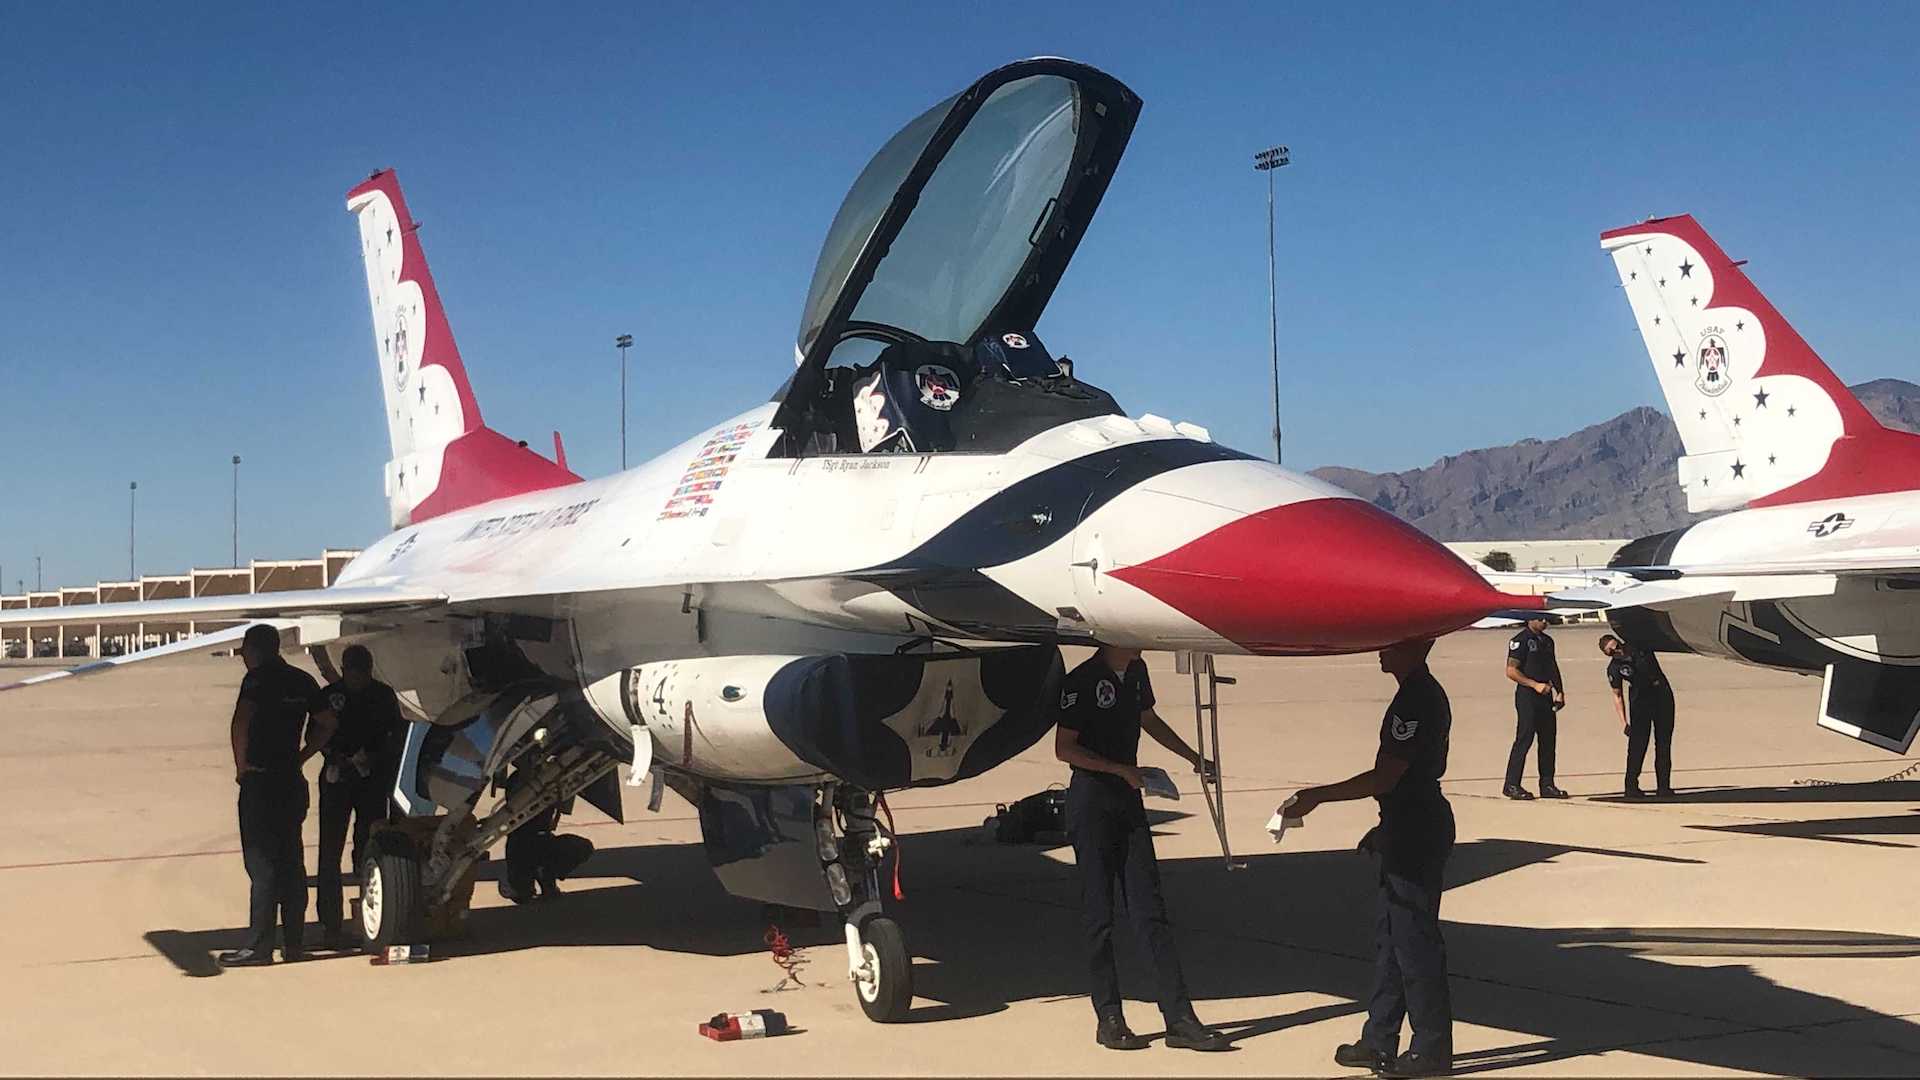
[1607,647,1671,703]
[1056,654,1154,770]
[1507,627,1562,691]
[237,659,324,774]
[317,678,404,768]
[1377,664,1451,822]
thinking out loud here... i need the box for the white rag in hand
[1266,794,1305,843]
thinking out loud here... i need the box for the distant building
[1446,539,1628,573]
[1447,538,1629,623]
[0,550,360,659]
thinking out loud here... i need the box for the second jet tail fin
[1601,215,1920,512]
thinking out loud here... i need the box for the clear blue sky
[3,2,1916,590]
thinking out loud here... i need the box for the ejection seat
[837,330,1124,455]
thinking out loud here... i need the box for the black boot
[1381,1049,1452,1077]
[1095,1015,1149,1051]
[1539,784,1570,799]
[1334,1041,1392,1069]
[1163,1015,1232,1052]
[215,947,272,967]
[1502,785,1535,800]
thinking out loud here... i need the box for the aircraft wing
[0,585,445,629]
[0,621,293,693]
[1549,551,1920,612]
[1550,572,1843,610]
[1608,555,1920,580]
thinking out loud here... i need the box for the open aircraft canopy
[776,59,1141,440]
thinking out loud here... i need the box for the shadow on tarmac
[1685,810,1920,847]
[1589,779,1920,805]
[144,815,1920,1073]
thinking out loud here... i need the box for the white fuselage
[1625,491,1920,669]
[331,399,1508,729]
[335,406,1321,701]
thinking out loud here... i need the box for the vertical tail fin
[1601,214,1920,511]
[346,170,579,528]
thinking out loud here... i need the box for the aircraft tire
[361,838,424,949]
[854,915,913,1023]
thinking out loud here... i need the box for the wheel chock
[369,944,430,965]
[699,1010,790,1041]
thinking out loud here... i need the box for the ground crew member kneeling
[314,644,403,949]
[499,767,595,903]
[218,624,336,967]
[1053,645,1231,1053]
[1287,638,1454,1078]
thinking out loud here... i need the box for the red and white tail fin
[1602,214,1920,512]
[346,170,579,528]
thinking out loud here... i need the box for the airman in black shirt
[314,644,405,948]
[218,624,336,967]
[1503,617,1567,799]
[1290,638,1455,1078]
[1053,646,1229,1053]
[1601,634,1677,797]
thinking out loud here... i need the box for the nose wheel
[848,915,912,1022]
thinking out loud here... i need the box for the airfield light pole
[128,481,138,580]
[1253,144,1290,465]
[616,334,634,470]
[231,455,241,567]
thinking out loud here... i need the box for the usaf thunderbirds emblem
[1095,680,1117,709]
[1001,332,1029,349]
[1694,330,1730,397]
[915,364,961,411]
[391,306,413,392]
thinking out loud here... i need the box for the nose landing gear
[830,788,914,1022]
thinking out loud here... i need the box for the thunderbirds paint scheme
[0,60,1536,1017]
[1558,215,1920,754]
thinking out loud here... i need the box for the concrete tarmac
[3,626,1918,1075]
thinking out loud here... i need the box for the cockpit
[770,60,1141,457]
[795,329,1123,455]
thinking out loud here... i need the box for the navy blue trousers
[315,772,390,932]
[1362,824,1453,1061]
[1505,691,1558,789]
[1067,771,1194,1024]
[1626,690,1676,791]
[238,773,308,953]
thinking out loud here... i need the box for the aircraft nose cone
[1109,497,1537,653]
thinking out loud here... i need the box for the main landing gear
[361,712,620,950]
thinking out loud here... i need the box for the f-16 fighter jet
[0,59,1535,1020]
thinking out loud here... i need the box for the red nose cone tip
[1110,498,1538,654]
